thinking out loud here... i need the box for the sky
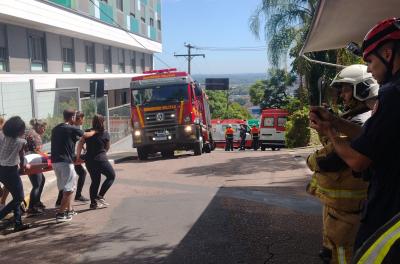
[154,0,269,75]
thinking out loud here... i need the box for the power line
[174,43,205,74]
[193,45,268,51]
[88,0,171,68]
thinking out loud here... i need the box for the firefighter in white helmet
[306,64,378,264]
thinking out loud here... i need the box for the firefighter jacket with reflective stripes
[352,211,400,263]
[306,109,371,213]
[225,128,234,140]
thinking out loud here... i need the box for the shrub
[285,106,310,148]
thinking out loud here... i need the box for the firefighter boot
[318,247,332,263]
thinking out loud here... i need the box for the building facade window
[150,18,154,27]
[61,37,74,72]
[140,53,145,73]
[130,51,136,73]
[157,19,161,30]
[0,47,7,72]
[118,48,125,73]
[85,43,95,72]
[140,3,146,22]
[130,0,136,14]
[103,46,111,73]
[0,25,7,72]
[62,48,74,72]
[28,34,46,72]
[116,0,123,11]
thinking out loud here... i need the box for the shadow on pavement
[164,186,321,264]
[177,154,306,177]
[119,153,194,164]
[0,209,172,264]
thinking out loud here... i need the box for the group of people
[224,123,260,151]
[308,18,400,263]
[0,109,116,231]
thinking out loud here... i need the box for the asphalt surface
[0,147,323,264]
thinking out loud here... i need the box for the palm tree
[249,0,317,67]
[250,0,342,105]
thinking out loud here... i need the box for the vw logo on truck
[156,112,165,121]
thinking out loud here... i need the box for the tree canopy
[249,69,296,109]
[207,91,252,120]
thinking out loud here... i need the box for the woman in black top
[76,114,115,209]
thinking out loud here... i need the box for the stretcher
[21,154,84,175]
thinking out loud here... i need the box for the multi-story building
[0,0,162,111]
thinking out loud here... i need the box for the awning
[301,0,400,55]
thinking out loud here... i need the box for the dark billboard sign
[205,78,229,90]
[90,80,104,98]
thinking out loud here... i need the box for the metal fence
[35,87,80,145]
[0,81,33,123]
[0,81,132,146]
[80,96,109,130]
[108,103,131,143]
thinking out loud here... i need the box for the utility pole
[174,43,205,74]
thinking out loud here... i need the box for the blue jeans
[0,165,24,225]
[28,173,45,209]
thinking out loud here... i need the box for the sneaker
[27,207,44,216]
[74,196,90,202]
[96,198,109,206]
[14,223,31,232]
[37,202,46,210]
[56,212,72,223]
[89,202,104,210]
[67,210,78,216]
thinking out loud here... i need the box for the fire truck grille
[144,109,178,134]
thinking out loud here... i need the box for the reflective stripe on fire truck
[179,100,184,124]
[136,105,144,128]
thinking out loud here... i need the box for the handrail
[301,54,346,68]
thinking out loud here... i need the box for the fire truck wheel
[203,143,211,153]
[194,142,202,156]
[211,142,216,151]
[271,147,276,151]
[261,146,266,151]
[137,148,149,160]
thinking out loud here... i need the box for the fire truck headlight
[133,122,140,128]
[134,130,141,137]
[170,114,175,118]
[185,125,192,133]
[168,136,172,140]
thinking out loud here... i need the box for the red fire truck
[130,68,214,160]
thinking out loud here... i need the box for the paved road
[0,148,322,264]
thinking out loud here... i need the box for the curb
[107,150,137,164]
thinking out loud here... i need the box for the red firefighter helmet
[362,18,400,60]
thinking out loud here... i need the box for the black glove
[316,152,347,172]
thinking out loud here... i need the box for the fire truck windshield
[131,84,188,106]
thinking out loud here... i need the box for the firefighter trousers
[322,205,361,264]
